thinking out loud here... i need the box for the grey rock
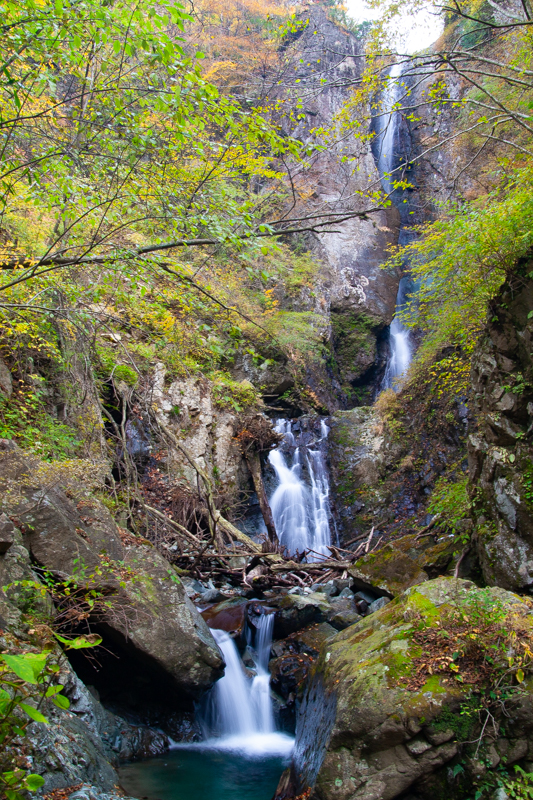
[0,445,224,698]
[332,578,352,593]
[286,578,533,800]
[69,786,137,800]
[0,513,14,553]
[354,589,377,604]
[469,273,533,591]
[181,577,207,597]
[368,596,391,614]
[273,592,332,637]
[311,582,337,598]
[406,736,433,756]
[201,588,228,604]
[493,790,509,800]
[337,587,354,599]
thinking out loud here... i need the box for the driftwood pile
[164,527,383,594]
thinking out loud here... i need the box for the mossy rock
[288,577,533,800]
[350,540,429,597]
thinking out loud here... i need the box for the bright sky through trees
[344,0,443,52]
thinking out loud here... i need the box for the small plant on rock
[0,637,99,800]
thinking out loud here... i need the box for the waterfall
[373,62,414,389]
[198,614,293,756]
[381,276,413,390]
[374,61,404,195]
[268,419,332,560]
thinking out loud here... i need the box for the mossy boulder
[273,592,334,637]
[347,533,456,598]
[0,443,224,700]
[280,577,533,800]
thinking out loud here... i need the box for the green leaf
[51,694,70,710]
[0,654,45,684]
[45,685,64,697]
[5,789,23,800]
[19,703,48,723]
[452,764,464,777]
[53,633,102,649]
[24,774,45,791]
[517,668,525,683]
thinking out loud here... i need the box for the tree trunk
[245,450,279,545]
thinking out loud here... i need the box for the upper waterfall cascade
[374,61,404,194]
[268,419,333,559]
[374,62,413,389]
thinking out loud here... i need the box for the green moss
[430,699,480,741]
[210,372,259,411]
[95,345,138,386]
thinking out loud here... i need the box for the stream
[119,586,293,800]
[118,419,333,799]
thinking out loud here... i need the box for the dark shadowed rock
[469,268,533,591]
[0,513,14,553]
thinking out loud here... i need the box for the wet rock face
[469,269,533,591]
[280,578,533,800]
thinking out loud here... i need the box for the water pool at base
[118,743,292,800]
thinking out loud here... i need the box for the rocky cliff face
[469,264,533,592]
[274,7,400,404]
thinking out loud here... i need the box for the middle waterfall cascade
[268,419,333,559]
[199,614,293,756]
[374,62,414,389]
[381,276,413,390]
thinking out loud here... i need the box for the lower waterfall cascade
[268,418,333,559]
[198,614,293,756]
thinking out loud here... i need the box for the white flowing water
[374,62,414,388]
[198,616,293,757]
[268,419,332,560]
[374,61,404,194]
[382,276,413,390]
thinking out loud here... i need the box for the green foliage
[431,698,480,742]
[0,387,80,461]
[6,555,140,633]
[0,640,98,800]
[427,475,471,539]
[387,165,533,366]
[521,460,533,506]
[0,0,304,288]
[211,373,259,412]
[503,765,533,799]
[265,311,326,363]
[95,346,139,387]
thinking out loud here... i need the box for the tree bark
[245,450,279,545]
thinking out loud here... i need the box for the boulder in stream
[278,577,533,800]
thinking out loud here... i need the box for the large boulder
[0,442,223,699]
[469,268,533,591]
[278,577,533,800]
